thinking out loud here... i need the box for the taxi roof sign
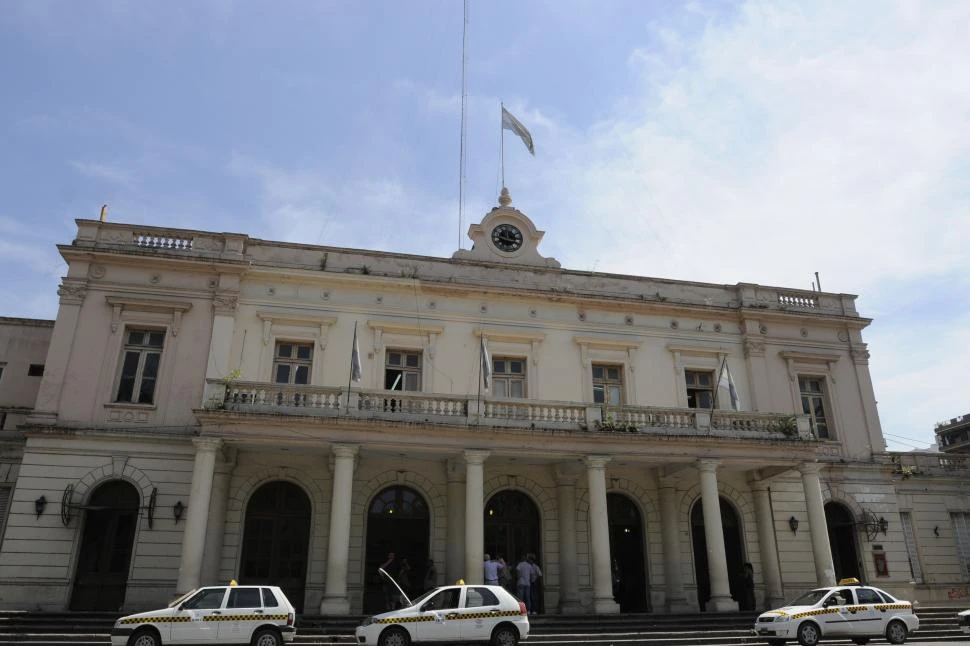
[838,577,861,585]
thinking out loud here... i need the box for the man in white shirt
[483,554,501,585]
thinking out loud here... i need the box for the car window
[421,588,461,611]
[182,588,227,610]
[855,588,881,604]
[262,588,280,608]
[824,589,851,607]
[875,590,895,603]
[228,588,261,608]
[465,587,500,608]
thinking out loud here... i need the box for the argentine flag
[717,359,742,411]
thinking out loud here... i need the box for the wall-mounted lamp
[34,495,47,519]
[173,501,185,524]
[878,516,888,535]
[788,516,799,535]
[934,525,940,537]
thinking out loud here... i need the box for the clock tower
[452,188,560,268]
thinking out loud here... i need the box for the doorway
[690,496,745,611]
[484,490,542,612]
[239,481,311,612]
[69,480,140,611]
[826,502,861,581]
[364,486,431,613]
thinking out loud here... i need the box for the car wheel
[796,621,820,646]
[852,639,870,645]
[886,619,908,645]
[252,628,282,646]
[379,626,411,646]
[492,624,519,646]
[128,627,161,646]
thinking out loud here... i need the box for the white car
[110,583,297,646]
[957,608,970,634]
[754,578,918,646]
[356,569,529,646]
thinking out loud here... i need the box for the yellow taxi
[110,582,296,646]
[754,578,918,646]
[356,570,529,646]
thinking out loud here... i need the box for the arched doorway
[826,502,861,581]
[484,490,542,612]
[239,481,311,612]
[690,496,745,612]
[364,485,430,613]
[70,480,140,610]
[608,493,648,612]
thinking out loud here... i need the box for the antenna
[814,271,822,292]
[456,0,469,251]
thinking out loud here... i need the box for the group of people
[484,553,542,614]
[379,552,438,611]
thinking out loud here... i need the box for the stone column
[464,450,490,585]
[800,463,836,587]
[697,459,737,612]
[586,455,620,614]
[555,465,582,613]
[660,481,691,612]
[201,462,233,585]
[750,480,784,609]
[320,444,359,614]
[176,438,222,592]
[446,459,466,584]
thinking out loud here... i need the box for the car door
[414,587,463,642]
[820,588,856,637]
[459,587,504,641]
[171,587,227,643]
[217,586,264,643]
[850,587,887,637]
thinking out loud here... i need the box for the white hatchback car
[754,579,918,646]
[111,583,297,646]
[356,570,529,646]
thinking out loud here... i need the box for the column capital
[555,463,582,485]
[464,449,490,466]
[332,444,359,460]
[799,462,823,477]
[697,458,720,473]
[584,455,611,470]
[192,437,223,453]
[446,458,467,482]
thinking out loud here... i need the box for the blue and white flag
[717,358,742,411]
[480,337,492,389]
[501,107,535,156]
[350,323,362,383]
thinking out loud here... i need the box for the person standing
[740,562,756,611]
[423,558,438,593]
[527,553,542,615]
[483,553,501,585]
[379,552,399,611]
[515,555,532,613]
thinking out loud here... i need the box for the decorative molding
[575,336,641,352]
[105,295,192,335]
[475,329,545,344]
[57,279,88,305]
[212,293,239,315]
[257,312,338,349]
[743,337,766,358]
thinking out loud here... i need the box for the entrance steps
[0,607,965,644]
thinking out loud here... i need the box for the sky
[1,0,968,451]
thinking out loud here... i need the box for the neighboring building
[1,191,969,614]
[937,414,970,453]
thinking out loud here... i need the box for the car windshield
[167,589,198,608]
[407,588,441,608]
[787,589,829,607]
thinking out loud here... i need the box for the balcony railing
[204,379,813,439]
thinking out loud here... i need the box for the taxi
[110,582,296,646]
[753,578,918,646]
[356,569,529,646]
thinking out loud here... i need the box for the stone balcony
[202,379,813,441]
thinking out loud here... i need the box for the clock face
[491,223,523,252]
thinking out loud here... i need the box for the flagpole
[345,321,357,415]
[500,102,505,189]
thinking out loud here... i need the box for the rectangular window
[27,364,44,377]
[115,329,165,404]
[899,512,923,583]
[799,376,830,438]
[953,512,970,581]
[385,349,421,391]
[492,357,526,398]
[685,370,714,409]
[592,364,623,405]
[274,341,313,385]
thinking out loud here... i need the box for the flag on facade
[501,107,535,156]
[350,323,362,382]
[480,337,492,389]
[717,358,742,411]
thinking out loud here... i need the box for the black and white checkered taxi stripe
[375,610,522,624]
[119,614,289,625]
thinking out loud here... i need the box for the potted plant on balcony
[595,411,639,433]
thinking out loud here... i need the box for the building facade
[0,193,968,614]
